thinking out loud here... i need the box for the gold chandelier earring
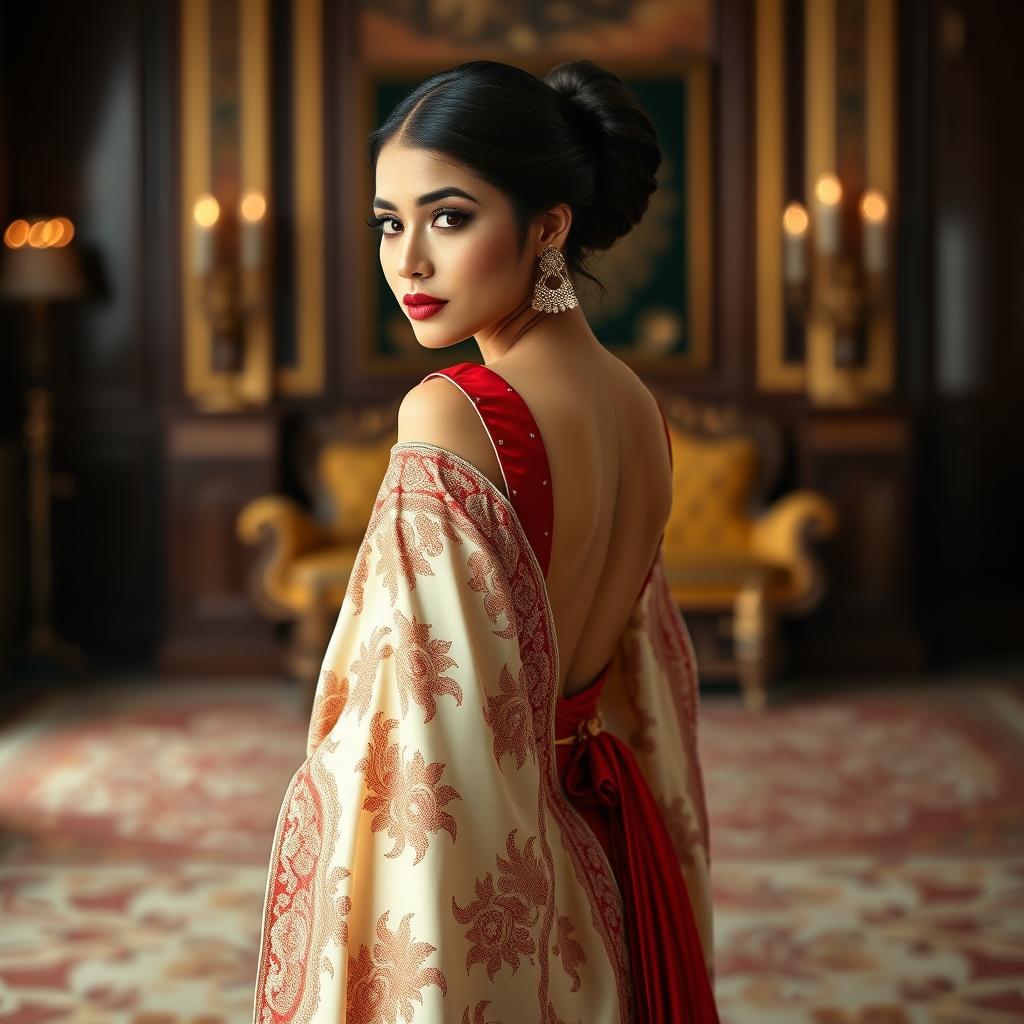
[531,245,578,313]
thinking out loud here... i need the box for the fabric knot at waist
[554,661,608,743]
[554,713,604,744]
[554,662,620,810]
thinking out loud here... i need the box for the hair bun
[544,59,662,253]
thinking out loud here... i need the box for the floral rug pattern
[0,680,1022,1022]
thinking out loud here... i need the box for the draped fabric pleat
[555,672,721,1024]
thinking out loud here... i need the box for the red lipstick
[403,292,448,320]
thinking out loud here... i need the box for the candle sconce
[191,189,272,411]
[782,174,891,405]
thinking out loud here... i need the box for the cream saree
[252,442,714,1024]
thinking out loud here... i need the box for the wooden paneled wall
[1,0,1019,686]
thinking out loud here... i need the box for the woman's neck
[476,298,600,367]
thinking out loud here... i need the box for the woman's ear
[534,202,573,253]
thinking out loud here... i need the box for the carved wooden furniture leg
[733,580,774,710]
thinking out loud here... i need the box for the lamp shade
[0,244,89,302]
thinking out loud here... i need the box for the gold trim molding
[755,0,801,391]
[179,0,325,403]
[756,0,897,396]
[239,0,274,405]
[180,0,214,399]
[280,0,325,395]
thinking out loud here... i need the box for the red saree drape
[555,668,721,1023]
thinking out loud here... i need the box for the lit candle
[860,189,888,273]
[240,189,267,271]
[192,194,220,275]
[782,202,809,284]
[813,173,842,256]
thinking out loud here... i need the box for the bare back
[479,343,673,701]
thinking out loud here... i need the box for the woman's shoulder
[396,373,507,496]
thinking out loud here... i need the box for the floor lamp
[0,227,90,674]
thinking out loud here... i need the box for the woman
[253,59,719,1023]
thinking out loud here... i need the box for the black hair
[368,59,662,300]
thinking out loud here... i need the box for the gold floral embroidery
[355,710,461,865]
[346,910,447,1023]
[647,559,711,858]
[461,1000,499,1024]
[552,914,585,992]
[510,575,539,618]
[412,510,445,557]
[308,669,350,756]
[390,608,463,722]
[545,1001,581,1024]
[348,537,372,615]
[375,515,435,606]
[347,625,395,724]
[273,772,322,893]
[332,865,352,949]
[258,760,345,1023]
[648,556,688,683]
[619,607,658,754]
[464,493,519,565]
[656,794,702,869]
[483,663,534,770]
[451,829,549,980]
[466,548,516,640]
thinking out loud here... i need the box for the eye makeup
[365,206,473,236]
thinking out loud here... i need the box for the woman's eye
[435,210,465,229]
[366,209,469,236]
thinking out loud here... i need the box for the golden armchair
[655,394,839,708]
[236,404,399,694]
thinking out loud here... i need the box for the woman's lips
[404,298,448,320]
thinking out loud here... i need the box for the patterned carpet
[0,678,1022,1022]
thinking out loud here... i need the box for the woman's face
[371,142,538,349]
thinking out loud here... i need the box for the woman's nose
[397,231,432,280]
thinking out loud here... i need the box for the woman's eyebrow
[372,187,480,211]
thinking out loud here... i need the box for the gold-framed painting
[359,0,717,63]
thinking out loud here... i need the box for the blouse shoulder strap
[419,362,554,577]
